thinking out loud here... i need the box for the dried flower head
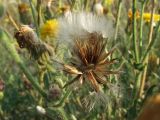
[63,34,118,92]
[40,19,59,40]
[56,12,117,92]
[14,25,52,60]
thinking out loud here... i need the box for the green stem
[132,0,139,63]
[114,0,122,41]
[53,90,71,107]
[28,0,40,37]
[141,16,160,63]
[133,72,142,102]
[139,0,155,98]
[59,0,62,8]
[84,0,89,11]
[46,107,69,120]
[0,29,47,98]
[139,1,146,57]
[37,0,42,26]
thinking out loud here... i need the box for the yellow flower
[128,9,160,22]
[128,9,140,20]
[143,13,160,22]
[40,19,59,40]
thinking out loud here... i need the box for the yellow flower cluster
[143,13,160,22]
[128,9,160,22]
[40,19,59,40]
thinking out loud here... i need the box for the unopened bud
[48,84,61,101]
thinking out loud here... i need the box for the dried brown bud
[14,25,53,60]
[48,85,61,101]
[14,25,38,48]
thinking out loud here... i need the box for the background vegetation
[0,0,160,120]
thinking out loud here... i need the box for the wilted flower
[57,12,118,92]
[15,25,52,60]
[40,19,59,40]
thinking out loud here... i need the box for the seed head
[62,32,118,92]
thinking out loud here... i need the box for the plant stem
[0,29,47,98]
[47,107,69,120]
[53,90,71,107]
[141,13,160,63]
[28,0,40,37]
[37,0,42,26]
[139,1,145,56]
[114,0,122,41]
[132,0,139,63]
[6,12,19,30]
[139,0,155,97]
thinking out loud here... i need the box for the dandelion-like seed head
[58,12,114,45]
[56,12,118,92]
